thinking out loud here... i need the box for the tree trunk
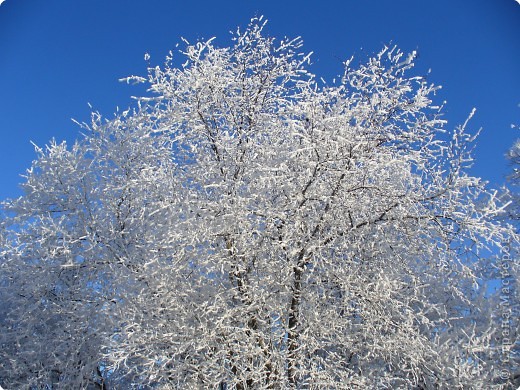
[287,263,303,387]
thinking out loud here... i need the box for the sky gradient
[0,0,518,200]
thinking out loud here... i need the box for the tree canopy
[0,17,518,389]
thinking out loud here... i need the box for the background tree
[507,136,520,221]
[1,17,517,389]
[498,133,520,387]
[0,112,179,388]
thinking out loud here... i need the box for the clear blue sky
[0,0,518,200]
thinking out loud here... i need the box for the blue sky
[0,0,518,200]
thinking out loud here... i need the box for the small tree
[1,17,517,389]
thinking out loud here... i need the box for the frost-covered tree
[507,138,520,221]
[0,112,178,388]
[1,17,517,389]
[498,135,520,387]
